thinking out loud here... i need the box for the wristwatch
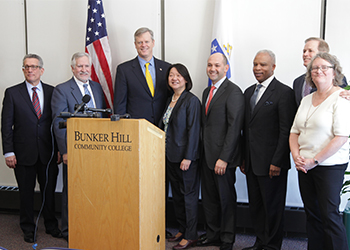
[313,157,319,165]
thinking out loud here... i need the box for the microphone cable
[32,117,58,250]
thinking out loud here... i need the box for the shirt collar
[138,56,155,67]
[73,76,90,87]
[26,81,43,91]
[258,74,275,88]
[212,76,227,89]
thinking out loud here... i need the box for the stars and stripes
[85,0,113,108]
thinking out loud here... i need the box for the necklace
[172,94,180,102]
[304,86,334,128]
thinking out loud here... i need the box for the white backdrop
[0,0,349,209]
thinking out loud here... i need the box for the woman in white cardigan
[290,52,350,250]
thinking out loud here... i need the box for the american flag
[85,0,113,108]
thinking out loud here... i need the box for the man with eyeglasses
[293,37,347,106]
[1,54,62,243]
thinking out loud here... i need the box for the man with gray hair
[240,50,296,250]
[1,54,61,243]
[51,52,106,241]
[113,27,171,125]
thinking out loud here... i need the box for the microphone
[85,107,113,114]
[73,95,91,115]
[110,113,131,121]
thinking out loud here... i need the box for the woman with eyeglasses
[289,52,350,250]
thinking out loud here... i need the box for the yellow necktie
[145,63,154,97]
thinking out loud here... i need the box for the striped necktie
[32,87,41,119]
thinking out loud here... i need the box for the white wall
[0,0,349,209]
[325,0,350,209]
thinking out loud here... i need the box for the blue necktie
[83,84,94,108]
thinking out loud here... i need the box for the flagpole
[23,0,28,54]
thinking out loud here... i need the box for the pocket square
[264,101,273,106]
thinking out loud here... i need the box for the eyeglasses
[311,65,334,72]
[22,65,41,70]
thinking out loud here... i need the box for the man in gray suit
[197,52,244,250]
[51,52,106,241]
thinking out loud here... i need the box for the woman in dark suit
[159,64,201,250]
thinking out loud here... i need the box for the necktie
[250,84,262,113]
[83,84,95,108]
[205,85,216,115]
[32,87,41,119]
[303,81,311,97]
[145,63,154,97]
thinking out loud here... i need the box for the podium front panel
[67,118,165,250]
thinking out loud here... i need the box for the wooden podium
[66,118,165,250]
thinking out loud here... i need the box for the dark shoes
[220,242,233,250]
[45,228,63,238]
[166,230,173,239]
[169,232,184,242]
[24,231,34,243]
[196,237,222,247]
[173,239,197,249]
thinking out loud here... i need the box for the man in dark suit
[113,27,173,238]
[241,50,296,250]
[113,27,171,125]
[1,54,61,243]
[293,37,347,106]
[51,52,106,241]
[197,53,245,250]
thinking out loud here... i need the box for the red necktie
[205,86,216,115]
[32,87,41,119]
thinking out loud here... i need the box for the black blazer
[293,73,348,106]
[113,56,171,125]
[202,78,245,169]
[159,91,201,163]
[1,82,56,165]
[243,77,296,176]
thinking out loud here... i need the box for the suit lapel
[206,79,228,116]
[90,80,102,107]
[131,57,153,97]
[251,78,276,119]
[168,91,187,124]
[19,82,37,117]
[69,78,83,104]
[154,58,166,96]
[41,83,51,118]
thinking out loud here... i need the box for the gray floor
[0,212,308,250]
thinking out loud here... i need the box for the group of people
[1,26,349,250]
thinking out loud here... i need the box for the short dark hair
[306,52,344,88]
[166,63,193,91]
[305,37,330,53]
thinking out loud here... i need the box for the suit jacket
[1,82,55,165]
[158,91,201,163]
[202,78,245,169]
[113,56,171,125]
[51,77,106,155]
[293,73,348,106]
[244,77,296,176]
